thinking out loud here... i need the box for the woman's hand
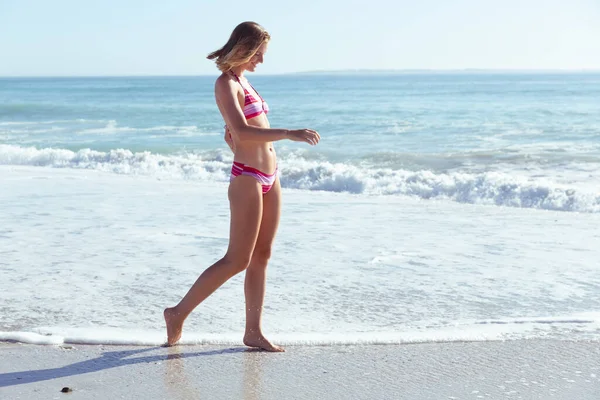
[287,129,320,146]
[224,125,235,152]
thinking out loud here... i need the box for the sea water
[1,73,599,345]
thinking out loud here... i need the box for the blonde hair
[207,22,270,73]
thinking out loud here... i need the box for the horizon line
[1,68,600,78]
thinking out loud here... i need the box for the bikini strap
[246,81,264,101]
[230,71,249,93]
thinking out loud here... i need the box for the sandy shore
[1,340,598,399]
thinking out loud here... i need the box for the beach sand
[1,340,598,399]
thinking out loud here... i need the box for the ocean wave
[359,148,600,171]
[77,120,212,136]
[0,330,502,347]
[1,314,598,346]
[0,144,230,181]
[0,120,215,137]
[0,119,107,126]
[1,144,599,213]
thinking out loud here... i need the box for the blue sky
[1,0,599,76]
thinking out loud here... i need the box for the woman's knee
[222,252,253,274]
[251,246,272,266]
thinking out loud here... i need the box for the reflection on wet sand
[162,346,266,399]
[243,349,265,400]
[164,346,202,400]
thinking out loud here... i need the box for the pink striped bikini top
[231,72,269,120]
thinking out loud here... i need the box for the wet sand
[1,340,599,399]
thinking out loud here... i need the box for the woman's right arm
[215,77,320,146]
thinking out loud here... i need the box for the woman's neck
[230,67,245,78]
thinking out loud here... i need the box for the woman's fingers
[304,129,320,145]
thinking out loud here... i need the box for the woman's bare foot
[243,333,285,352]
[164,307,184,346]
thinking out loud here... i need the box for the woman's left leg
[243,178,284,352]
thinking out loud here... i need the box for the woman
[164,21,320,352]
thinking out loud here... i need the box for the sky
[1,0,599,76]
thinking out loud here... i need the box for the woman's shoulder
[214,73,243,100]
[215,73,237,91]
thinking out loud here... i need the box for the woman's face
[245,42,268,73]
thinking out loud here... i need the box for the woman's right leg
[164,176,263,346]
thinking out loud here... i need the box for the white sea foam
[2,313,599,346]
[0,332,64,345]
[1,144,598,212]
[0,329,529,346]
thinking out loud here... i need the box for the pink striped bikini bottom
[230,161,278,194]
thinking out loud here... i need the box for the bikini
[231,161,278,194]
[232,71,269,120]
[228,72,277,194]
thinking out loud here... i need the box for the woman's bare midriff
[232,114,277,174]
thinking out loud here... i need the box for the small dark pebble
[61,387,72,393]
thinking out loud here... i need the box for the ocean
[1,73,599,346]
